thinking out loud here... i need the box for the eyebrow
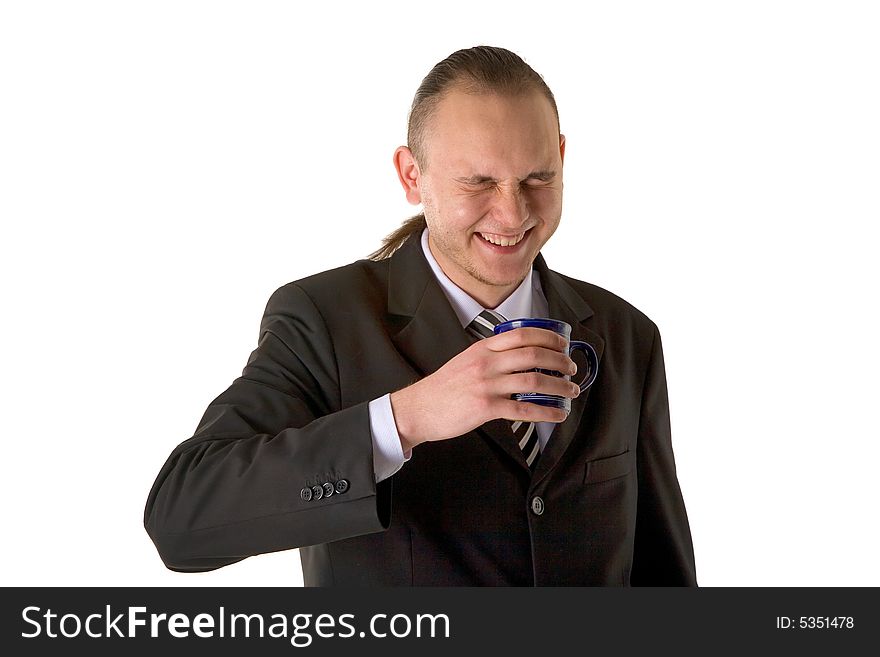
[455,170,557,185]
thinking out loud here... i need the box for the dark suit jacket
[144,232,697,585]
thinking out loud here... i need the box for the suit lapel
[531,256,605,486]
[387,233,471,378]
[386,234,534,469]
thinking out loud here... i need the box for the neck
[422,229,525,309]
[456,280,517,310]
[437,259,521,309]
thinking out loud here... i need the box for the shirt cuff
[369,394,409,482]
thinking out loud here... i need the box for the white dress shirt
[368,228,552,482]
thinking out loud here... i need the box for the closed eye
[523,171,557,186]
[457,177,494,189]
[456,171,557,190]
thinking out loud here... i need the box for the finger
[496,398,569,424]
[498,371,581,399]
[491,346,577,377]
[482,327,568,354]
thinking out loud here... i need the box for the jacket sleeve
[144,283,392,572]
[630,323,698,585]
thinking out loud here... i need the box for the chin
[481,250,534,273]
[476,265,532,289]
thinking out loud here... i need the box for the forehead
[423,89,560,175]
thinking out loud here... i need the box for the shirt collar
[420,228,536,327]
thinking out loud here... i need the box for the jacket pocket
[584,449,632,485]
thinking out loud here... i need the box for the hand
[390,328,580,452]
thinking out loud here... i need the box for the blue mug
[493,318,599,413]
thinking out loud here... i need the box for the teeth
[479,231,526,247]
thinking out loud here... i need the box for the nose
[490,182,529,229]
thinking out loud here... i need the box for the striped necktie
[466,310,541,470]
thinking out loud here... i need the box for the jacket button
[335,479,350,494]
[300,487,313,502]
[322,482,335,497]
[311,485,324,501]
[531,496,545,516]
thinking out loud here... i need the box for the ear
[393,146,422,205]
[559,133,566,165]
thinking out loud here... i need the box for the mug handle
[569,341,599,392]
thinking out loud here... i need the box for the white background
[2,0,878,587]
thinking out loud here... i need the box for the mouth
[476,230,529,248]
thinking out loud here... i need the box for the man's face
[405,88,565,307]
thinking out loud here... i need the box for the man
[145,46,697,586]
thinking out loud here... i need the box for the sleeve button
[311,485,324,501]
[300,487,313,502]
[335,479,350,494]
[322,482,335,497]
